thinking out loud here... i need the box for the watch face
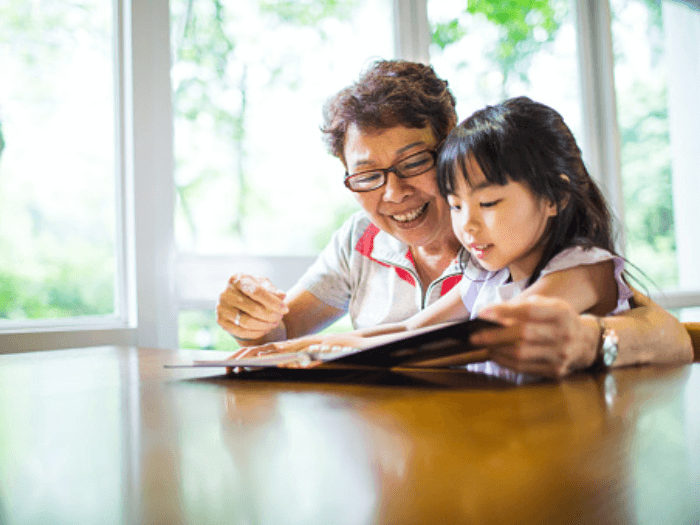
[602,333,619,367]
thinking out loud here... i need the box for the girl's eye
[480,199,500,208]
[449,204,461,212]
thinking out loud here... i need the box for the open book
[166,317,500,370]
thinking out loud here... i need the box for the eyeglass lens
[346,150,435,192]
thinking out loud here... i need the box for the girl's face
[446,156,558,282]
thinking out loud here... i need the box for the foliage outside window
[170,0,392,257]
[0,0,117,322]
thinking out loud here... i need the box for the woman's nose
[382,171,412,202]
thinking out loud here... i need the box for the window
[0,1,117,321]
[0,0,174,352]
[610,0,700,318]
[429,0,583,138]
[2,0,698,354]
[170,0,393,257]
[176,0,700,350]
[170,0,394,348]
[0,0,138,351]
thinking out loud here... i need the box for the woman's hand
[216,274,289,342]
[469,295,599,378]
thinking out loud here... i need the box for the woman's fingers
[216,306,280,340]
[229,274,288,316]
[470,295,595,377]
[216,274,288,338]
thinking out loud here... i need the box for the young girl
[233,97,632,374]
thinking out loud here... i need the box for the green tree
[432,0,564,95]
[171,0,355,242]
[612,0,677,288]
[0,0,115,320]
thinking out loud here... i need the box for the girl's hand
[469,295,599,378]
[229,338,322,359]
[227,333,368,361]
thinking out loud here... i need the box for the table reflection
[0,347,698,525]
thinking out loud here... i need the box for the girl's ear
[557,173,571,212]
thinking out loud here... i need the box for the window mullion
[575,0,627,254]
[393,0,430,62]
[124,0,178,349]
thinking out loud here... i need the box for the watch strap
[592,316,619,371]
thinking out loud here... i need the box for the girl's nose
[461,206,480,233]
[382,171,412,203]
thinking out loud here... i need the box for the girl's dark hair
[437,96,616,286]
[321,60,457,165]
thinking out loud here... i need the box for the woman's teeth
[392,203,428,223]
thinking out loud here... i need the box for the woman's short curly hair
[321,60,457,165]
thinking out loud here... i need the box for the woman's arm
[599,288,693,367]
[470,288,693,378]
[218,276,346,348]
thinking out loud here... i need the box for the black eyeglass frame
[343,149,439,193]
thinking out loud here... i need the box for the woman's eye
[480,199,500,208]
[358,172,382,183]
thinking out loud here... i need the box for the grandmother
[217,60,692,377]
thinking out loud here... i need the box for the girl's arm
[230,257,617,361]
[229,285,469,359]
[518,259,617,316]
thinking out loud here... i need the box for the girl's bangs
[437,110,514,196]
[437,137,469,197]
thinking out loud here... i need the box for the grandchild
[233,97,632,375]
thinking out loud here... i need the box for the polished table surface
[0,346,698,525]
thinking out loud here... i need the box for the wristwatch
[593,316,619,370]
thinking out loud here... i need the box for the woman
[217,60,692,377]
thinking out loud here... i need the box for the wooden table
[0,346,698,525]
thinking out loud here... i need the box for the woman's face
[343,124,453,249]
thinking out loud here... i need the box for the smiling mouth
[470,243,493,257]
[391,203,428,223]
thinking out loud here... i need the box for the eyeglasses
[344,149,438,192]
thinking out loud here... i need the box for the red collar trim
[354,224,416,287]
[440,274,462,296]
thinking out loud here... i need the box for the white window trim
[125,0,178,350]
[178,0,700,316]
[575,0,626,252]
[394,0,430,63]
